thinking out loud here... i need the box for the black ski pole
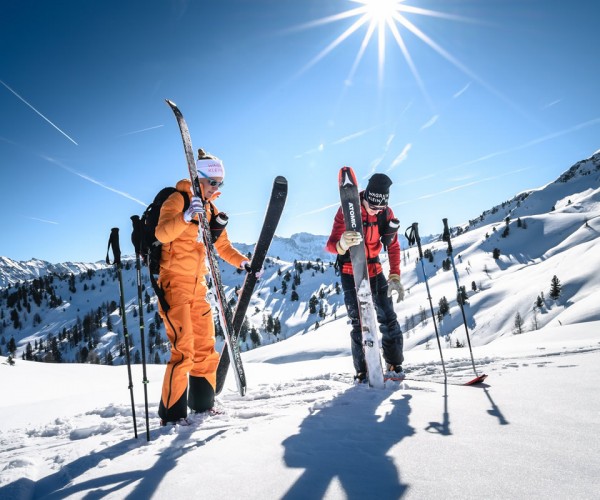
[405,223,447,380]
[442,218,487,384]
[106,227,138,439]
[131,216,150,441]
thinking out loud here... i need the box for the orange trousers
[158,274,219,414]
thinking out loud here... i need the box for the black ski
[165,99,246,396]
[338,166,384,388]
[216,176,288,394]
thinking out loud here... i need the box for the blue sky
[1,0,598,264]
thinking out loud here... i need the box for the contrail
[444,117,600,172]
[296,202,339,217]
[0,79,78,145]
[25,216,59,225]
[42,155,147,206]
[119,125,164,137]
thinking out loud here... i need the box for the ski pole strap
[404,223,418,247]
[106,227,122,266]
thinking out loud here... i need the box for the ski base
[464,374,488,385]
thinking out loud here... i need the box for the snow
[1,319,599,499]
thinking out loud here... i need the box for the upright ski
[216,176,288,394]
[338,166,385,388]
[165,99,247,396]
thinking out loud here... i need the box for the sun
[291,0,483,110]
[360,0,400,24]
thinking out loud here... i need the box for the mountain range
[1,150,598,367]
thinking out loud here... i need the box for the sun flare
[361,0,400,24]
[293,0,484,110]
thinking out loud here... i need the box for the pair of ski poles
[106,227,151,441]
[405,219,486,385]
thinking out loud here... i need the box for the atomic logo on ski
[342,170,355,187]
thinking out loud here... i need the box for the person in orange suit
[156,149,248,425]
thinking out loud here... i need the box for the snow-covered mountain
[234,232,332,263]
[0,257,109,289]
[1,151,599,369]
[0,233,333,289]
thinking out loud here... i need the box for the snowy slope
[0,320,598,499]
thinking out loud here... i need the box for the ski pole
[442,218,486,383]
[405,223,446,380]
[106,227,138,439]
[130,216,150,441]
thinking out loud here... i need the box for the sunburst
[292,0,483,110]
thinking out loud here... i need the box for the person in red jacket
[326,172,405,382]
[156,149,249,424]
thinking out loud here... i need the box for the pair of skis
[338,166,486,388]
[166,100,287,397]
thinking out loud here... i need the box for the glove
[387,274,404,303]
[241,260,264,279]
[337,230,363,254]
[183,196,205,223]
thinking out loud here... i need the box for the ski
[215,175,288,394]
[165,99,246,396]
[338,166,385,389]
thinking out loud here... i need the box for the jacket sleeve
[386,208,401,276]
[214,228,247,269]
[326,207,346,255]
[155,192,189,244]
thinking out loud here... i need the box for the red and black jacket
[326,191,401,278]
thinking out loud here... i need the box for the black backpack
[131,188,190,311]
[131,187,229,311]
[132,187,190,275]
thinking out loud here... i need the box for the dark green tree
[549,275,562,300]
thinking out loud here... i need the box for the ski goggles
[198,169,224,188]
[367,202,386,212]
[205,178,224,188]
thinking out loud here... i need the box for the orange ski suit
[156,178,246,421]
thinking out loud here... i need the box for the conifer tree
[549,275,562,300]
[513,312,524,334]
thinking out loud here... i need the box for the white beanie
[196,158,225,179]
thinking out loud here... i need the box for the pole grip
[130,216,142,255]
[106,227,122,266]
[412,223,424,259]
[442,218,453,253]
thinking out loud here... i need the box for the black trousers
[341,271,404,374]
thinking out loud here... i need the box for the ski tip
[274,175,288,185]
[338,166,357,187]
[165,98,177,108]
[464,374,488,386]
